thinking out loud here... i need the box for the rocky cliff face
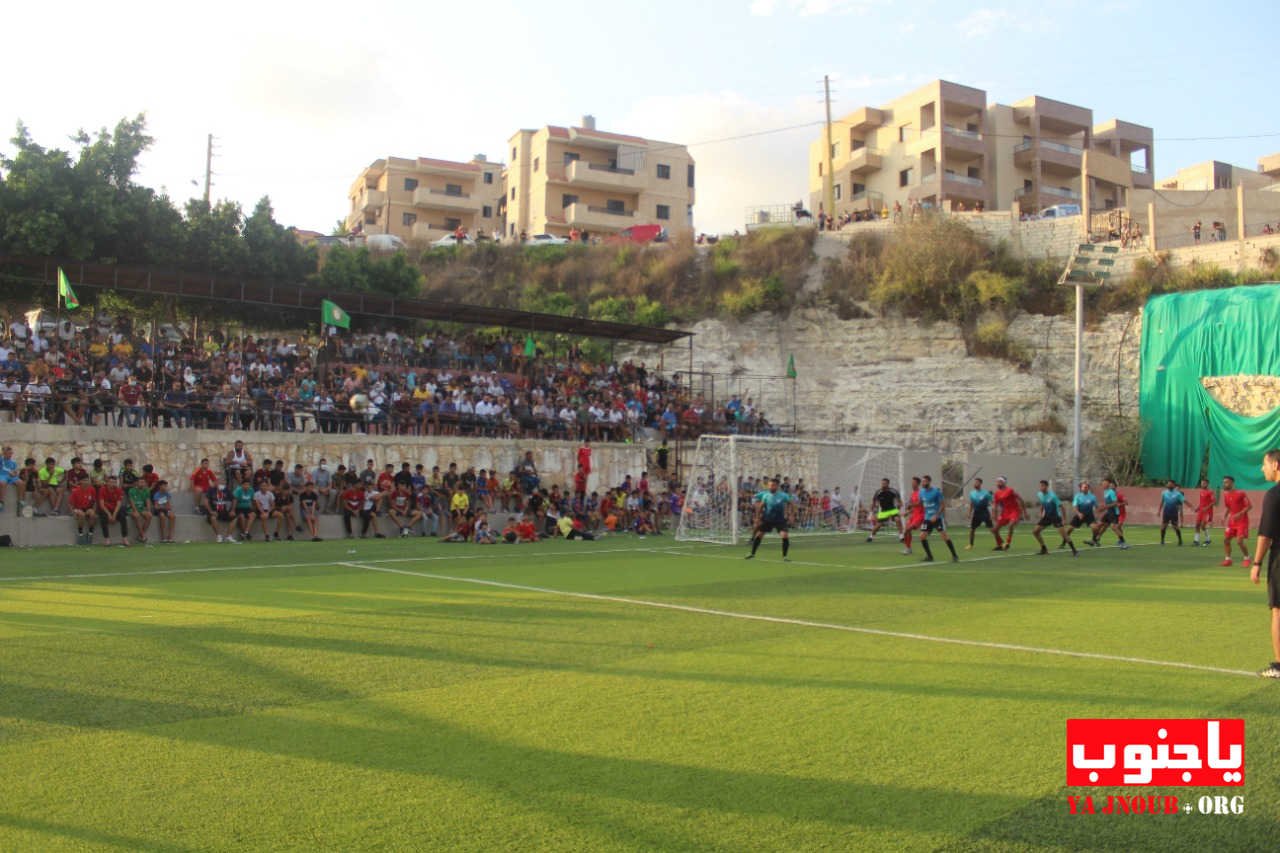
[629,303,1142,482]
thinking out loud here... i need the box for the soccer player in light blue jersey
[966,477,997,551]
[746,479,794,561]
[1032,480,1078,556]
[917,475,959,562]
[1158,480,1185,545]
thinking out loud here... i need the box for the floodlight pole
[1072,281,1084,490]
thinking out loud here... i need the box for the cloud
[957,7,1010,37]
[750,0,874,16]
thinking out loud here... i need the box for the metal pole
[823,75,835,222]
[1072,282,1084,489]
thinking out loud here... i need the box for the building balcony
[845,107,886,133]
[943,126,985,158]
[846,147,883,175]
[915,172,986,202]
[360,189,386,212]
[1131,167,1153,189]
[1013,139,1083,175]
[562,159,650,192]
[413,186,481,212]
[564,201,634,230]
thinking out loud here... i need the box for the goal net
[675,435,905,545]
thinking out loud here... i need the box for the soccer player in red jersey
[340,482,364,539]
[901,476,924,556]
[69,478,98,543]
[1194,478,1217,547]
[1222,475,1253,567]
[992,476,1025,551]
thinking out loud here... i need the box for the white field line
[342,560,1256,679]
[0,545,687,584]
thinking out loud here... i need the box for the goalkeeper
[746,478,794,561]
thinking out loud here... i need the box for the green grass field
[1,526,1276,852]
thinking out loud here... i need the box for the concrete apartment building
[808,80,1154,219]
[1158,160,1276,192]
[505,116,695,239]
[345,156,504,244]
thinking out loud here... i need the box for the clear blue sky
[2,0,1275,235]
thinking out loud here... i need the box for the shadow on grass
[0,813,198,852]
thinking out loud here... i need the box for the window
[482,205,493,218]
[483,172,493,185]
[444,217,461,231]
[445,183,463,197]
[899,125,911,143]
[852,182,865,196]
[833,184,842,201]
[817,162,823,177]
[404,177,418,191]
[512,146,517,160]
[899,168,914,188]
[656,204,670,220]
[402,212,417,226]
[511,188,516,200]
[687,164,695,188]
[606,199,625,214]
[564,152,580,165]
[365,215,376,225]
[830,142,839,159]
[561,194,578,209]
[850,137,865,151]
[533,157,540,172]
[657,163,671,179]
[967,166,980,180]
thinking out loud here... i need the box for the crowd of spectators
[0,439,685,546]
[0,315,778,440]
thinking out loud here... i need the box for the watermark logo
[1067,719,1244,787]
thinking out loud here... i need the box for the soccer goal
[675,435,906,545]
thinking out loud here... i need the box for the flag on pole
[786,353,797,379]
[320,299,350,329]
[57,267,80,311]
[524,334,536,356]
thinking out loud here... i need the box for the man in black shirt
[865,478,903,542]
[1251,449,1280,679]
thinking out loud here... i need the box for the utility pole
[823,75,835,222]
[203,134,214,205]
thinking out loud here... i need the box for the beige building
[808,80,1153,219]
[1159,159,1276,192]
[345,155,504,244]
[505,116,695,239]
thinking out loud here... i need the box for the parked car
[1038,204,1082,219]
[525,233,569,245]
[365,233,408,251]
[432,233,475,248]
[608,224,668,245]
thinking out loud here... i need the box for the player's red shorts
[1197,510,1213,525]
[1225,518,1249,540]
[997,511,1020,527]
[905,511,925,530]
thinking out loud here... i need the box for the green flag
[321,299,350,329]
[57,267,80,311]
[524,335,536,356]
[786,353,797,379]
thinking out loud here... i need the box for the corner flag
[57,268,80,311]
[321,299,350,329]
[786,353,797,379]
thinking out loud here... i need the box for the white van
[364,234,408,252]
[1038,204,1081,219]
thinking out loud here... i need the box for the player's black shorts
[757,517,789,534]
[236,506,254,518]
[1267,567,1280,610]
[1162,508,1180,525]
[970,509,992,529]
[923,517,946,533]
[1037,511,1062,529]
[216,510,233,523]
[1070,510,1095,529]
[1102,508,1120,524]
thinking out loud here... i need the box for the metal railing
[944,126,982,140]
[586,163,636,176]
[587,205,634,217]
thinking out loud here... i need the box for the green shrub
[972,316,1032,369]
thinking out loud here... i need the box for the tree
[243,196,315,282]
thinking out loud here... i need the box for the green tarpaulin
[1139,284,1280,490]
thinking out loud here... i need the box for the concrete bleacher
[0,510,375,549]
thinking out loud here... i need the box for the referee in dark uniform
[1251,449,1280,679]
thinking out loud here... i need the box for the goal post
[675,435,906,545]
